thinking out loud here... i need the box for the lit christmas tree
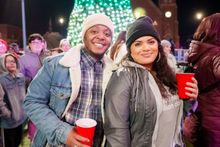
[67,0,135,46]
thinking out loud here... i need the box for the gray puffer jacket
[104,61,157,147]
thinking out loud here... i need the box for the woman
[187,13,220,147]
[104,16,198,147]
[161,39,179,72]
[0,53,27,147]
[109,31,127,64]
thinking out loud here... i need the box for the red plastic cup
[176,73,195,99]
[75,118,97,146]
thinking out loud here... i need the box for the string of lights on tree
[67,0,135,46]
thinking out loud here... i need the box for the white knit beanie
[161,39,171,48]
[81,13,114,39]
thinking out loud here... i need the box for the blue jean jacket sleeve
[23,57,73,145]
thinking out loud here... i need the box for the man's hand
[66,127,90,147]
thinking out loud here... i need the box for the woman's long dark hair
[194,13,220,46]
[109,31,126,60]
[153,44,177,97]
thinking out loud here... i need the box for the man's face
[83,25,112,60]
[29,39,44,55]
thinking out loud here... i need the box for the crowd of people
[0,33,71,147]
[0,12,219,147]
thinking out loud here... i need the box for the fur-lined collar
[59,44,116,69]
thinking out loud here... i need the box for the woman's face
[163,46,171,54]
[130,36,159,70]
[5,55,17,73]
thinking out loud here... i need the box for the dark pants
[4,125,23,147]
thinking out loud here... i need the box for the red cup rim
[176,73,194,75]
[76,118,97,128]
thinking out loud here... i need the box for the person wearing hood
[0,53,26,147]
[23,13,115,147]
[187,13,220,147]
[104,16,199,147]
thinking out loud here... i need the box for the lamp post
[21,0,27,50]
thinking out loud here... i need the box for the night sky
[0,0,219,48]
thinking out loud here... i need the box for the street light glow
[133,7,146,18]
[165,11,172,18]
[195,12,203,20]
[59,17,65,24]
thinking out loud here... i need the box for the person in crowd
[0,53,26,147]
[59,38,71,52]
[0,83,5,147]
[19,33,47,85]
[23,13,115,147]
[104,16,198,147]
[187,13,220,147]
[168,38,176,55]
[161,39,179,72]
[8,42,24,58]
[50,47,63,56]
[109,31,127,64]
[0,40,8,74]
[41,38,51,59]
[0,39,8,56]
[19,33,48,141]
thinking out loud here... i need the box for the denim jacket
[23,44,116,146]
[0,73,27,128]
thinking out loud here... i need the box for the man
[23,13,115,147]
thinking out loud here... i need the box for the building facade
[131,0,179,47]
[0,24,22,45]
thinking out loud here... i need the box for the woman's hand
[185,77,199,101]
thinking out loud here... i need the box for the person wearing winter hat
[161,39,179,72]
[23,13,116,147]
[81,13,114,40]
[104,16,199,147]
